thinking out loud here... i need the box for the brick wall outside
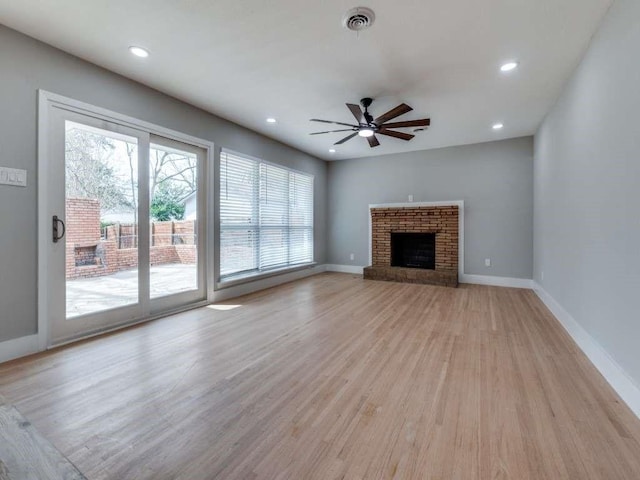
[65,198,101,276]
[175,245,197,264]
[65,198,197,280]
[370,205,459,272]
[66,198,101,245]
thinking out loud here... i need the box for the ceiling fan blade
[381,118,431,129]
[374,103,413,125]
[334,132,359,145]
[309,129,355,135]
[346,103,364,123]
[310,118,358,128]
[367,135,380,148]
[378,129,415,141]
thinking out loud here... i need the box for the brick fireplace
[363,203,460,287]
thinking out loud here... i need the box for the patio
[66,264,198,318]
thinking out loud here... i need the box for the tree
[148,146,197,222]
[124,143,139,223]
[150,184,186,221]
[65,126,198,222]
[65,128,131,211]
[149,147,197,202]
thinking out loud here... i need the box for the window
[220,150,314,280]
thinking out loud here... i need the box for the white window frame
[217,149,315,287]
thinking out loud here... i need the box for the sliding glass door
[45,106,207,345]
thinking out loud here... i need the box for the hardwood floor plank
[1,273,640,479]
[0,395,86,479]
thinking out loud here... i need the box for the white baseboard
[212,264,327,302]
[325,264,365,275]
[460,274,533,289]
[533,282,640,419]
[0,334,39,364]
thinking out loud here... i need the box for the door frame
[37,90,215,349]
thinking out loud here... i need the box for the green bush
[150,190,185,221]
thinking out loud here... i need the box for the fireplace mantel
[365,201,464,286]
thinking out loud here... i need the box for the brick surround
[364,205,459,287]
[65,198,197,280]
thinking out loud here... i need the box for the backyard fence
[66,198,198,280]
[103,221,197,249]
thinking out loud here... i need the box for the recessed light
[329,148,336,153]
[129,46,149,58]
[266,118,277,124]
[493,123,504,130]
[500,61,518,72]
[358,128,375,138]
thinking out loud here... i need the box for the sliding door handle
[53,215,66,243]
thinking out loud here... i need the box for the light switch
[0,167,27,187]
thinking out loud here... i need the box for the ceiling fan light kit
[309,97,431,148]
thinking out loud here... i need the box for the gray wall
[327,137,534,278]
[534,0,640,385]
[0,24,327,343]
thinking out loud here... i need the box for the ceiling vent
[342,7,376,32]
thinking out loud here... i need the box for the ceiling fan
[309,98,431,148]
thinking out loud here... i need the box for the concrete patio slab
[66,264,197,318]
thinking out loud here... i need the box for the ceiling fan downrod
[360,97,374,125]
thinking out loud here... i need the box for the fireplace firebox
[391,233,435,270]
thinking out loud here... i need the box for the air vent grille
[342,7,376,32]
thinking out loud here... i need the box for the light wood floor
[1,273,640,479]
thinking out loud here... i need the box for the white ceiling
[0,0,612,160]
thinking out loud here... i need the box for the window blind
[220,151,314,280]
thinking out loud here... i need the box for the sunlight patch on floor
[207,304,242,311]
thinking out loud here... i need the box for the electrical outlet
[349,253,355,261]
[408,194,414,202]
[485,258,491,267]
